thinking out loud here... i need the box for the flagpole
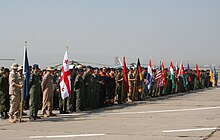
[19,41,27,123]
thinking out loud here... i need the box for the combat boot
[0,112,5,119]
[12,116,18,123]
[4,112,9,119]
[8,116,15,123]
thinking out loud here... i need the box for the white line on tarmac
[104,106,220,115]
[163,127,219,133]
[29,134,105,139]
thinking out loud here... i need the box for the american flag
[155,67,163,87]
[155,70,162,80]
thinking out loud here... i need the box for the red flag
[123,57,129,93]
[175,62,179,76]
[179,63,185,76]
[196,64,200,80]
[161,61,166,86]
[60,50,71,99]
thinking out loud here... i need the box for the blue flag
[187,63,190,71]
[23,47,30,101]
[214,66,217,81]
[146,60,152,92]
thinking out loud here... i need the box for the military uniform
[41,68,55,117]
[93,71,101,108]
[68,71,77,112]
[116,71,123,104]
[128,70,135,102]
[107,71,116,105]
[83,71,93,109]
[75,72,85,112]
[8,64,22,123]
[99,69,108,106]
[0,70,9,119]
[29,66,41,120]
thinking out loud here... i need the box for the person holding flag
[59,50,71,113]
[8,63,23,123]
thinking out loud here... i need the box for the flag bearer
[8,63,23,123]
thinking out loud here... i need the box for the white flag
[60,50,71,99]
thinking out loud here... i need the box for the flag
[60,50,71,99]
[179,63,188,88]
[196,64,200,80]
[210,66,214,84]
[137,58,143,81]
[23,47,30,101]
[169,61,175,88]
[155,62,163,87]
[123,57,129,93]
[214,66,217,82]
[161,61,166,86]
[155,63,162,80]
[187,63,190,71]
[136,58,143,92]
[146,59,152,91]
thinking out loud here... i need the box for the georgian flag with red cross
[60,50,71,99]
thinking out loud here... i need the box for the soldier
[8,63,23,123]
[83,66,93,109]
[107,68,116,105]
[0,68,10,119]
[75,69,85,112]
[41,66,56,117]
[99,67,108,107]
[53,69,60,111]
[29,64,41,120]
[128,67,135,102]
[115,68,124,104]
[68,68,78,112]
[17,65,27,116]
[93,67,101,108]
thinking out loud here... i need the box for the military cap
[46,66,54,71]
[33,64,40,69]
[11,63,19,69]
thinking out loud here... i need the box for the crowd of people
[0,62,218,123]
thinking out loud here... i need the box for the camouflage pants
[9,93,20,118]
[42,92,53,114]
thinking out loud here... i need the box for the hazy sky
[0,0,220,68]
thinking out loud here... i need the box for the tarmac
[0,87,220,140]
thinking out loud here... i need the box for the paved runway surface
[1,87,220,140]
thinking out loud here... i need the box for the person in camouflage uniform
[0,68,10,119]
[115,68,124,104]
[8,63,23,123]
[75,69,85,112]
